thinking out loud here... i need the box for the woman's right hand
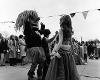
[50,51,56,56]
[55,52,61,58]
[50,51,61,59]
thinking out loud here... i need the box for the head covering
[15,10,40,30]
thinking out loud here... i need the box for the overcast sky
[0,0,100,41]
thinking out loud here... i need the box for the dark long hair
[60,15,73,41]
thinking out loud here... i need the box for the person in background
[0,34,6,66]
[89,42,95,59]
[72,39,81,65]
[84,42,88,64]
[8,35,16,66]
[14,36,19,65]
[87,42,91,57]
[95,42,100,59]
[4,38,9,64]
[41,29,58,80]
[19,35,26,65]
[79,42,85,64]
[2,38,9,65]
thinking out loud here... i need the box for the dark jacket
[25,31,42,48]
[42,37,50,59]
[0,39,8,53]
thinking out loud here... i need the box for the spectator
[19,35,26,65]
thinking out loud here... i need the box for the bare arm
[52,29,63,52]
[47,31,58,43]
[47,34,57,43]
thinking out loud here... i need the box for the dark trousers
[42,58,50,80]
[21,56,26,65]
[9,58,16,66]
[84,54,87,62]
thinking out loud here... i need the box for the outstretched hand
[55,52,61,58]
[50,51,61,59]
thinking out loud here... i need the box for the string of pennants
[44,8,100,19]
[0,8,100,24]
[0,21,15,24]
[70,11,88,19]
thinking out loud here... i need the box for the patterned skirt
[45,48,81,80]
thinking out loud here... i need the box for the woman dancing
[45,15,81,80]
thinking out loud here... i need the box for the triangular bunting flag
[59,14,66,16]
[59,14,63,16]
[49,16,53,17]
[98,9,100,11]
[70,13,76,18]
[82,11,88,19]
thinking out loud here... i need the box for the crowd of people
[0,34,27,66]
[72,40,100,65]
[1,33,100,67]
[0,10,100,80]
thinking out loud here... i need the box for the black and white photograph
[0,0,100,80]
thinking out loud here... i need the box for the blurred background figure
[8,35,16,66]
[0,33,6,66]
[19,35,26,65]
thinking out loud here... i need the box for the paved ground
[0,58,100,80]
[77,58,100,80]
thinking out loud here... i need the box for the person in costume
[15,10,45,80]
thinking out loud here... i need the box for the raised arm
[47,31,58,43]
